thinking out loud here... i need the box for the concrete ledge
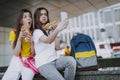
[75,70,120,80]
[1,58,120,80]
[98,58,120,68]
[34,70,120,80]
[77,70,120,75]
[1,70,120,80]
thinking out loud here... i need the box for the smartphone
[60,12,68,21]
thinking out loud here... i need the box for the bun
[43,23,51,30]
[21,25,30,42]
[43,21,57,30]
[21,25,29,32]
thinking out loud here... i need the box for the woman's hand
[56,19,69,31]
[18,28,32,42]
[25,32,33,42]
[49,24,57,31]
[18,29,26,40]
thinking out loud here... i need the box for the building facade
[1,3,120,66]
[59,3,120,45]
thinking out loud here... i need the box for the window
[115,9,120,21]
[94,12,98,25]
[90,14,93,26]
[80,16,84,27]
[116,25,120,38]
[104,11,112,23]
[91,29,95,39]
[100,11,104,23]
[96,28,101,40]
[85,15,88,27]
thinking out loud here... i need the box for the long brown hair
[34,7,50,36]
[13,9,33,48]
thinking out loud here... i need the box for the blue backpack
[70,33,98,70]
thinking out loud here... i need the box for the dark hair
[13,9,33,48]
[34,7,50,36]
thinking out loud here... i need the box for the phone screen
[60,12,68,21]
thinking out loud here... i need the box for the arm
[13,36,22,56]
[13,29,26,56]
[39,29,59,44]
[39,19,69,44]
[25,32,35,57]
[30,39,35,57]
[9,30,21,56]
[55,38,62,50]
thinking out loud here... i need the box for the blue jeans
[38,56,76,80]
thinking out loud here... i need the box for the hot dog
[43,21,58,30]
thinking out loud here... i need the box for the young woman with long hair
[2,9,35,80]
[33,7,76,80]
